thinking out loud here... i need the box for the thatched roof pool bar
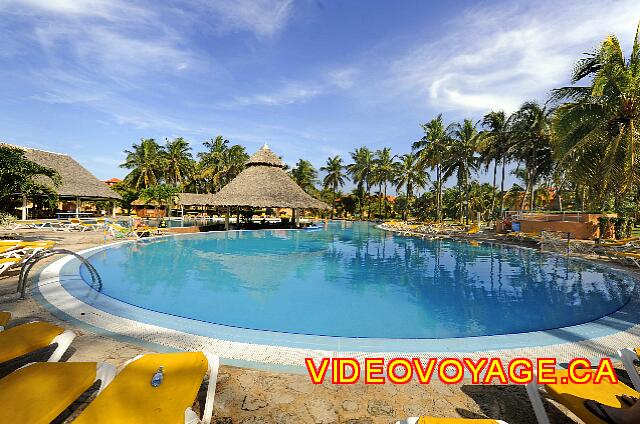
[208,144,330,229]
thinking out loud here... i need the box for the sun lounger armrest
[618,348,640,390]
[96,362,117,394]
[201,352,220,424]
[525,377,551,424]
[395,418,419,424]
[48,330,76,362]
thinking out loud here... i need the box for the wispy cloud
[388,0,640,113]
[190,0,294,39]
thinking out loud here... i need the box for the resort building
[7,144,121,219]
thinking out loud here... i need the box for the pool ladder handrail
[17,249,102,299]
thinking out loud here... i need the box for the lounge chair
[0,311,10,331]
[0,321,75,364]
[618,348,640,390]
[73,351,220,424]
[0,361,116,424]
[0,257,21,277]
[526,368,639,424]
[397,417,508,423]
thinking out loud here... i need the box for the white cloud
[0,0,149,21]
[193,0,294,39]
[233,83,323,106]
[388,0,640,113]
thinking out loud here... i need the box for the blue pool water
[79,221,636,339]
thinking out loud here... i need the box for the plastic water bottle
[151,366,164,387]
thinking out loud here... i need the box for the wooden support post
[112,201,117,218]
[75,196,81,218]
[225,207,230,230]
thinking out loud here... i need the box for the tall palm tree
[222,144,249,186]
[372,148,396,219]
[443,119,480,223]
[394,153,428,220]
[413,114,452,222]
[551,23,640,209]
[164,137,193,188]
[347,147,374,218]
[290,159,318,194]
[478,111,513,217]
[509,101,554,211]
[121,138,166,189]
[320,155,347,219]
[197,136,231,192]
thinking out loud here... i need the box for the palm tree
[509,102,554,211]
[164,137,193,188]
[551,23,640,209]
[478,111,513,217]
[372,148,396,220]
[413,114,452,222]
[443,119,481,223]
[321,156,347,219]
[394,153,428,220]
[347,147,374,219]
[198,136,229,192]
[290,159,318,194]
[121,138,166,189]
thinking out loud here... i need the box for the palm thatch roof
[209,145,330,209]
[7,144,121,200]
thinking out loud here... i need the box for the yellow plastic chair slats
[74,352,208,423]
[545,369,639,424]
[0,322,64,363]
[0,311,10,328]
[0,362,96,424]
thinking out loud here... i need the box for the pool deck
[1,228,639,423]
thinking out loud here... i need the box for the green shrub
[0,212,16,227]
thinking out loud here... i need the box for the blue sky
[1,0,639,190]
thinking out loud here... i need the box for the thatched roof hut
[7,144,121,200]
[208,145,330,210]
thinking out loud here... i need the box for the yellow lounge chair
[0,361,115,424]
[74,351,220,424]
[0,321,75,364]
[397,418,507,423]
[0,257,21,277]
[526,369,640,424]
[619,347,640,390]
[0,311,10,331]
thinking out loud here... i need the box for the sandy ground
[0,228,633,423]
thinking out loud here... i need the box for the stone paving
[1,228,635,423]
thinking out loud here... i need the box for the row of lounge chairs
[0,239,57,277]
[5,218,160,239]
[0,313,219,423]
[381,221,482,237]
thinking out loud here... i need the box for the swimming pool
[73,221,636,340]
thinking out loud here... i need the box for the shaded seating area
[4,144,121,220]
[207,144,330,229]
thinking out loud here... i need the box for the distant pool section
[65,222,636,341]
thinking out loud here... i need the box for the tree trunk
[378,183,383,218]
[437,164,442,223]
[500,156,506,216]
[383,183,388,220]
[465,173,470,225]
[490,160,497,218]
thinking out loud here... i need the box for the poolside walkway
[0,228,630,423]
